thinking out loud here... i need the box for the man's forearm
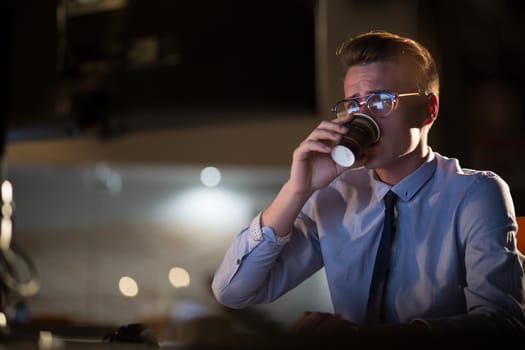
[261,181,312,236]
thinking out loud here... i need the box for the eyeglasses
[331,91,423,118]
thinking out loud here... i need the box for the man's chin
[360,154,383,170]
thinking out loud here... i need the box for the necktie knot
[384,191,398,210]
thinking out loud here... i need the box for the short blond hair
[337,30,439,98]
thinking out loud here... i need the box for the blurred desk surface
[2,323,524,350]
[1,340,154,350]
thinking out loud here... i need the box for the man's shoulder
[434,152,509,188]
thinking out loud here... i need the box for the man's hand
[287,117,353,197]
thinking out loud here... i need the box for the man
[211,31,525,336]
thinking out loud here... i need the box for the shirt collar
[372,151,437,202]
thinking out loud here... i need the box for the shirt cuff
[249,212,292,246]
[273,229,292,245]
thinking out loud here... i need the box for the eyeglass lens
[335,92,395,118]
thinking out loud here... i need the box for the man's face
[343,61,427,171]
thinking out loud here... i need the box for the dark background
[5,0,316,140]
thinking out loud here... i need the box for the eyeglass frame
[331,91,425,118]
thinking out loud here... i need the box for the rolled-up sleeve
[211,212,292,308]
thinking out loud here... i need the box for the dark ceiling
[4,0,317,140]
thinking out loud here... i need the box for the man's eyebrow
[344,90,383,99]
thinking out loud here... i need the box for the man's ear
[422,93,438,126]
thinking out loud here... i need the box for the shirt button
[236,259,241,265]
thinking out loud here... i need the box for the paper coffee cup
[330,113,380,167]
[331,144,356,167]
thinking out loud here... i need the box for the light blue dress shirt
[212,152,525,332]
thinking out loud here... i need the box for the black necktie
[365,190,398,323]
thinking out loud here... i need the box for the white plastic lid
[331,144,355,167]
